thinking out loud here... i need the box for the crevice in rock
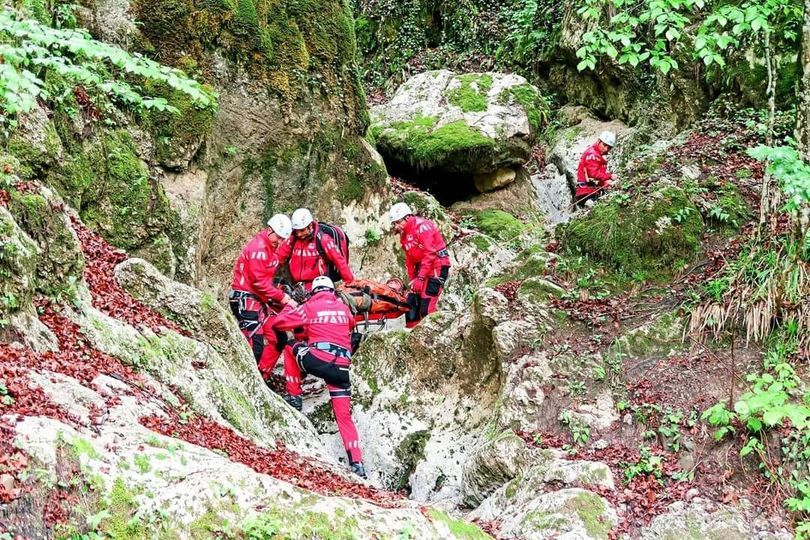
[384,156,479,206]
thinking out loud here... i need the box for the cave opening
[384,155,480,207]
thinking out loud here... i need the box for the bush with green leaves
[575,0,802,79]
[0,6,216,131]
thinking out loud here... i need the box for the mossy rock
[471,209,524,242]
[370,71,546,175]
[394,430,430,492]
[7,188,84,300]
[0,207,39,319]
[446,74,493,113]
[141,81,216,169]
[371,115,497,173]
[133,0,364,106]
[488,245,550,285]
[47,130,179,256]
[559,184,703,276]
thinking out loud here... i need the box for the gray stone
[371,70,542,175]
[461,430,530,506]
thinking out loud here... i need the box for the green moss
[394,430,430,491]
[563,492,611,538]
[518,277,564,304]
[239,506,359,539]
[427,509,493,540]
[141,81,216,167]
[133,454,152,474]
[446,74,493,113]
[499,83,548,134]
[469,233,492,252]
[709,182,751,230]
[102,478,148,539]
[70,438,101,460]
[374,116,496,172]
[0,207,38,318]
[189,506,237,539]
[488,245,548,285]
[234,0,259,31]
[472,210,523,241]
[48,130,178,258]
[559,185,703,276]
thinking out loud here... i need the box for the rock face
[640,498,791,539]
[6,0,387,292]
[472,485,618,539]
[370,70,546,179]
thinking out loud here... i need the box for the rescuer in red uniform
[271,276,367,479]
[575,130,617,207]
[229,214,296,378]
[388,202,451,328]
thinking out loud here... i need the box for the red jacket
[399,216,451,281]
[231,230,285,303]
[271,291,356,363]
[576,143,613,197]
[274,222,354,286]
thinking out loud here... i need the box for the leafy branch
[0,6,217,127]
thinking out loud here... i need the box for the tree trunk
[798,0,810,160]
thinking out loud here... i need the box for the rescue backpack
[315,222,350,282]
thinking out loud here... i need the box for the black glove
[350,332,363,354]
[406,293,421,323]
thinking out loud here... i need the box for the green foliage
[560,410,590,446]
[0,380,15,406]
[575,0,802,82]
[497,0,562,66]
[621,446,663,483]
[0,6,216,131]
[701,327,810,531]
[748,146,810,215]
[559,185,703,276]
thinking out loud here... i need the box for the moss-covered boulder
[471,486,618,539]
[370,70,547,181]
[47,129,180,275]
[7,185,84,300]
[559,183,704,277]
[0,206,38,321]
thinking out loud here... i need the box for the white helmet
[291,208,314,230]
[599,131,617,147]
[388,202,413,223]
[266,214,292,239]
[312,275,335,292]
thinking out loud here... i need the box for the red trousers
[288,343,362,463]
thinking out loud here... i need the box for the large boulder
[640,498,791,540]
[471,485,618,539]
[370,70,546,180]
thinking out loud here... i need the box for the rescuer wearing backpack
[388,202,451,328]
[270,276,367,479]
[229,214,297,379]
[274,208,354,288]
[273,208,354,408]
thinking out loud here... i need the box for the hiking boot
[283,394,302,411]
[350,462,367,479]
